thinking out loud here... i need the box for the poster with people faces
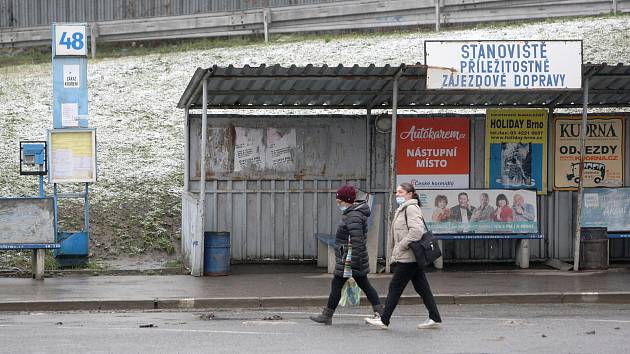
[417,189,538,234]
[485,109,548,195]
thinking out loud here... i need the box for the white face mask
[395,196,406,205]
[339,205,348,212]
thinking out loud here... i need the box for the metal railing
[1,0,627,53]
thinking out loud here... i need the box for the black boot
[309,307,334,325]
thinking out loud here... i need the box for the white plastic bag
[339,278,361,307]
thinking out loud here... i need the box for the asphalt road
[0,304,628,353]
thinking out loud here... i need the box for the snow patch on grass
[1,15,630,264]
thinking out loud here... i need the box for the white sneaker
[365,317,388,329]
[417,319,441,329]
[363,312,380,321]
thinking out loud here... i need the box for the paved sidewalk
[1,265,629,311]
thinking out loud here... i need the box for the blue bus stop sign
[52,23,89,129]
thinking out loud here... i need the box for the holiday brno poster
[485,108,548,194]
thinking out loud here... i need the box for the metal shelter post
[573,76,589,271]
[184,107,190,193]
[385,68,404,273]
[366,108,372,192]
[192,79,209,277]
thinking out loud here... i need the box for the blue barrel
[204,232,231,276]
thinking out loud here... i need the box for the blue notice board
[581,187,630,232]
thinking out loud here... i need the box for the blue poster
[581,188,630,232]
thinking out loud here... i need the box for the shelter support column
[184,108,190,193]
[366,109,372,192]
[192,79,209,277]
[366,108,379,273]
[385,70,403,273]
[573,76,589,271]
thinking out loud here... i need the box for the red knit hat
[336,185,356,204]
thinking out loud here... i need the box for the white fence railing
[1,0,627,52]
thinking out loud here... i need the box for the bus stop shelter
[177,63,630,276]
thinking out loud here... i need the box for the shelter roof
[177,63,630,110]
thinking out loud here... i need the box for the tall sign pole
[51,23,93,266]
[52,23,89,128]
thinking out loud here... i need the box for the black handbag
[404,207,442,269]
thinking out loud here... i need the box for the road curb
[0,299,155,312]
[1,292,629,312]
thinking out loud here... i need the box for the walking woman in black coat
[310,184,383,325]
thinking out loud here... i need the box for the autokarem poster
[485,108,548,194]
[553,116,624,189]
[396,117,470,189]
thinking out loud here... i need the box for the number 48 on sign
[54,25,87,56]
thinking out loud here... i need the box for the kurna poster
[485,108,548,194]
[396,117,470,189]
[553,116,624,189]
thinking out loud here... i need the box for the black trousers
[381,262,441,325]
[326,274,381,310]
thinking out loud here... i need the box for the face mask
[338,205,348,212]
[396,197,406,205]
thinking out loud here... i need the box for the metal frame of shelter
[178,63,630,272]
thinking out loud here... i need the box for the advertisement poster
[233,127,297,172]
[485,109,547,194]
[234,127,265,171]
[553,116,624,189]
[396,117,470,189]
[266,128,296,170]
[425,40,582,90]
[581,187,630,231]
[417,189,538,234]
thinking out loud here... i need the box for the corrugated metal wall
[0,0,343,28]
[185,113,630,262]
[187,115,371,261]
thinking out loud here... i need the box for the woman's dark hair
[399,182,421,205]
[496,193,509,207]
[434,194,448,207]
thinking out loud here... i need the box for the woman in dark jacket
[310,184,383,325]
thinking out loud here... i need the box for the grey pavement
[1,264,630,312]
[1,304,629,353]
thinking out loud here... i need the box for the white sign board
[63,64,81,88]
[54,24,87,56]
[425,40,582,90]
[61,102,79,127]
